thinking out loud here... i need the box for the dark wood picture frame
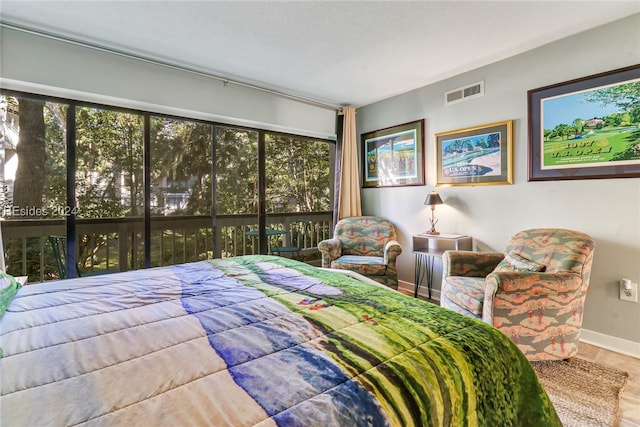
[361,119,425,188]
[528,64,640,181]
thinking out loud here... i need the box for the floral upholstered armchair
[440,228,595,361]
[318,216,402,288]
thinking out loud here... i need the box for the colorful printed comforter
[1,255,560,426]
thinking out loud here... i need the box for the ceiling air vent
[444,81,484,106]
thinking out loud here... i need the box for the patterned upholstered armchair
[441,228,595,361]
[318,216,402,288]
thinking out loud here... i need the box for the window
[75,106,144,272]
[150,116,214,265]
[215,126,259,257]
[264,133,334,259]
[0,89,334,282]
[265,133,332,214]
[0,94,67,281]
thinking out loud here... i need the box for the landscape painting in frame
[528,64,640,181]
[435,120,513,186]
[361,119,425,188]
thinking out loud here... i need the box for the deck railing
[1,211,333,283]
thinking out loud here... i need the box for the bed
[1,255,560,426]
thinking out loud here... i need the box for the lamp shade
[424,192,443,206]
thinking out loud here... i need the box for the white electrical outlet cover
[620,281,638,303]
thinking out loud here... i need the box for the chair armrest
[442,250,504,278]
[483,271,584,323]
[318,238,342,268]
[383,240,402,264]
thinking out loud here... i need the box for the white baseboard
[400,280,639,359]
[580,329,640,360]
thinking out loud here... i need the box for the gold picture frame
[435,120,513,186]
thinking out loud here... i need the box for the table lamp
[424,191,443,235]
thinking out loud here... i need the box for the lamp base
[426,216,439,235]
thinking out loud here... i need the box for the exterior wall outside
[356,14,640,348]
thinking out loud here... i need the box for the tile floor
[576,342,640,427]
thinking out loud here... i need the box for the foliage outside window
[1,91,334,283]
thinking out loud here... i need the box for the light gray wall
[0,26,336,139]
[357,14,640,347]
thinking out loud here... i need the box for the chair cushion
[441,293,481,320]
[493,252,545,273]
[442,276,486,317]
[331,255,386,277]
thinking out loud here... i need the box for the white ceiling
[1,1,639,108]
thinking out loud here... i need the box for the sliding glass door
[74,106,144,274]
[264,133,334,258]
[150,116,214,266]
[215,126,259,257]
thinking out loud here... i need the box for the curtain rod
[0,21,339,112]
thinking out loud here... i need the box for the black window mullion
[66,104,77,278]
[211,126,218,257]
[258,131,267,254]
[143,113,151,268]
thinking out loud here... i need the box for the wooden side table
[412,233,472,299]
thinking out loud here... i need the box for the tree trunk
[14,99,46,212]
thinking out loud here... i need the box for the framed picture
[528,64,640,181]
[361,119,425,188]
[435,120,513,186]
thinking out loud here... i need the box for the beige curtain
[338,107,362,219]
